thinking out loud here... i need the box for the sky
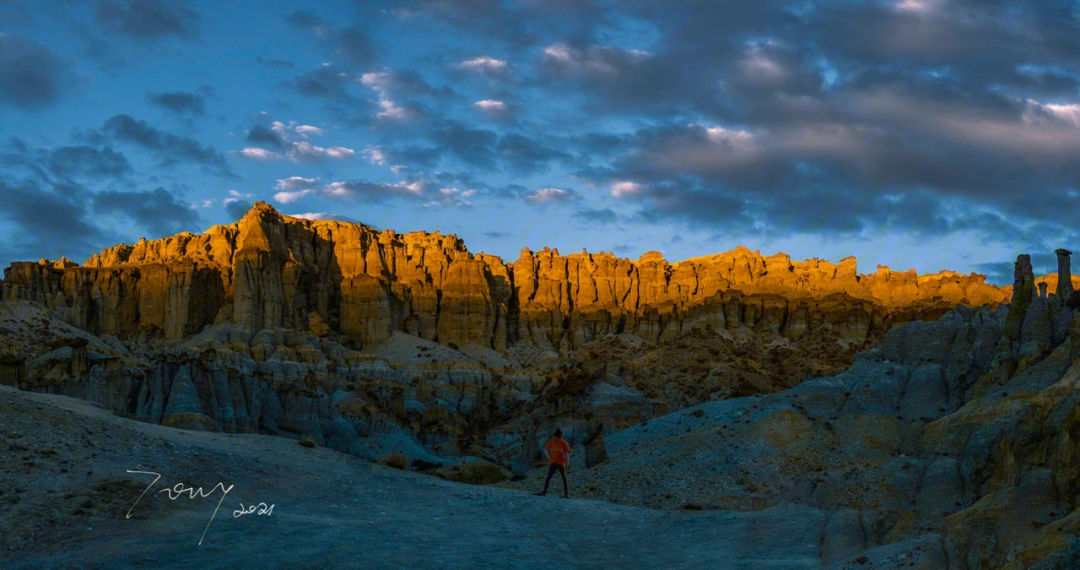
[2,0,1080,284]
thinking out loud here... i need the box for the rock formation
[0,203,1062,465]
[506,250,1080,568]
[6,201,1080,566]
[2,202,1011,352]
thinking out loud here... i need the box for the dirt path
[1,385,822,569]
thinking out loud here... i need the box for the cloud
[283,10,326,33]
[284,12,375,69]
[290,141,355,161]
[337,25,375,68]
[573,207,619,224]
[98,114,234,177]
[274,189,315,204]
[541,43,652,79]
[524,187,575,204]
[294,125,325,137]
[0,178,106,264]
[95,0,200,40]
[287,212,357,222]
[473,99,507,117]
[0,138,204,268]
[146,91,206,115]
[239,148,278,161]
[290,63,360,102]
[460,56,508,75]
[92,187,201,237]
[610,181,644,198]
[44,146,131,179]
[222,189,252,206]
[324,180,426,200]
[0,33,70,110]
[225,200,253,221]
[245,124,285,149]
[275,176,319,191]
[359,69,451,121]
[238,122,352,163]
[483,231,510,239]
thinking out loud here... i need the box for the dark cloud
[285,11,375,69]
[0,178,105,264]
[483,231,510,239]
[146,91,206,115]
[92,187,200,236]
[496,134,570,174]
[95,0,200,39]
[572,207,618,224]
[0,138,202,267]
[0,33,70,110]
[290,65,361,102]
[393,123,574,174]
[45,146,131,179]
[283,10,324,30]
[337,25,376,68]
[226,200,253,221]
[245,124,285,149]
[98,114,235,177]
[428,122,499,168]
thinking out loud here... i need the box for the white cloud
[275,177,319,191]
[542,43,652,78]
[363,145,386,165]
[703,125,754,145]
[390,180,425,195]
[286,141,356,162]
[375,97,413,120]
[1043,103,1080,127]
[460,56,508,73]
[223,189,254,205]
[610,181,644,198]
[287,212,352,222]
[239,148,281,161]
[360,71,417,121]
[525,187,574,203]
[294,125,325,137]
[895,0,937,13]
[274,189,315,204]
[322,179,427,199]
[543,44,574,64]
[474,100,507,116]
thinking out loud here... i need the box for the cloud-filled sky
[3,0,1080,284]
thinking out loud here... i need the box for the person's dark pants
[541,463,568,496]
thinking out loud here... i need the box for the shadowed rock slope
[1,204,1071,468]
[0,203,1038,467]
[507,252,1080,569]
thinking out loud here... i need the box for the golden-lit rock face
[0,202,1013,349]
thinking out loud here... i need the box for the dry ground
[0,384,822,570]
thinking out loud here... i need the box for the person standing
[536,428,571,498]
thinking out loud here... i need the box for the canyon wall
[0,202,1019,353]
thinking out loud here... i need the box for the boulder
[434,459,509,485]
[582,423,608,468]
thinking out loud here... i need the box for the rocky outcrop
[504,249,1080,569]
[2,203,1012,353]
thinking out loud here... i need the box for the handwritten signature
[126,470,274,545]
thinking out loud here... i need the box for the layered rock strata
[1,202,1014,354]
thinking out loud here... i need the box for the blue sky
[3,0,1080,283]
